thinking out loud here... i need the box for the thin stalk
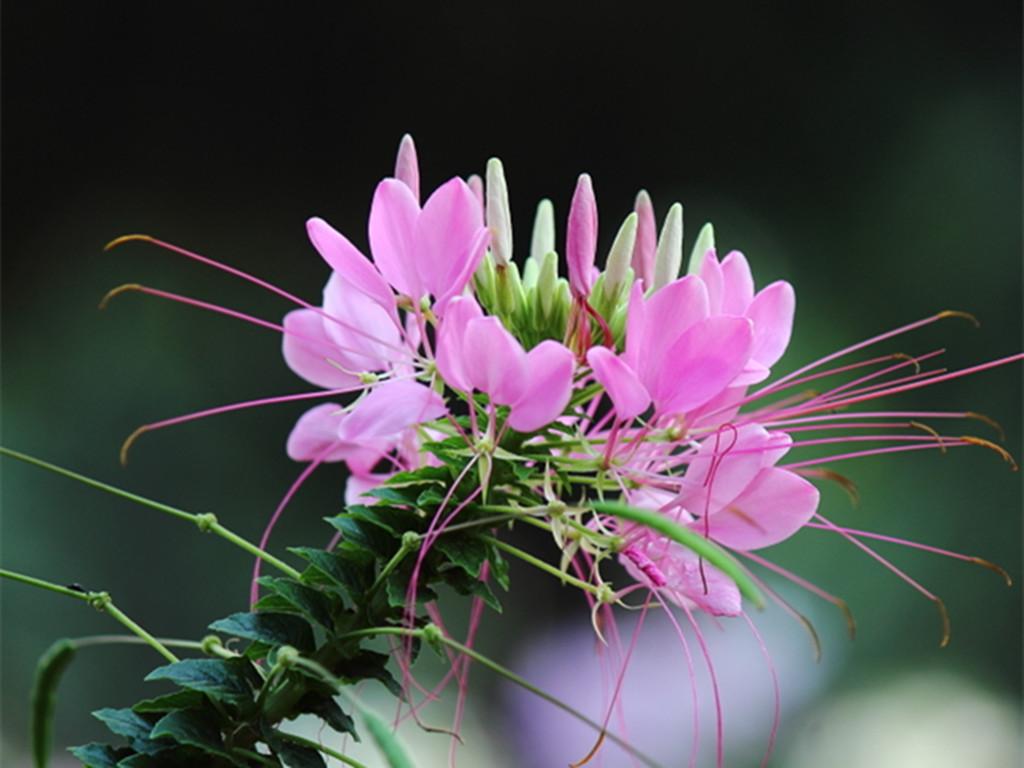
[483,536,605,597]
[278,733,369,768]
[1,447,301,579]
[0,568,179,663]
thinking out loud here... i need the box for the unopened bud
[687,222,716,275]
[485,158,513,267]
[394,134,420,203]
[603,212,638,299]
[530,199,555,264]
[652,203,683,291]
[467,174,484,209]
[537,251,559,316]
[566,174,598,298]
[632,190,657,289]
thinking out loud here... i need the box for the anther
[99,283,144,310]
[910,421,946,453]
[965,412,1006,442]
[119,426,149,466]
[960,436,1019,471]
[936,309,981,328]
[103,234,154,252]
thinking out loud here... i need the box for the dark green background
[2,3,1020,765]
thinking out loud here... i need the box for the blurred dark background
[2,3,1021,765]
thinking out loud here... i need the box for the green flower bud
[687,222,716,275]
[653,203,683,291]
[486,158,512,267]
[603,212,638,299]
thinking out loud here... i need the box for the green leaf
[132,690,205,713]
[362,708,416,768]
[257,577,336,629]
[443,569,502,612]
[209,612,315,652]
[92,708,153,743]
[488,545,511,591]
[68,742,128,768]
[31,638,76,768]
[590,500,764,607]
[325,515,396,557]
[434,535,488,579]
[385,566,437,609]
[144,659,258,707]
[150,709,234,762]
[333,649,403,698]
[349,504,425,536]
[290,547,373,603]
[263,729,327,768]
[299,694,358,739]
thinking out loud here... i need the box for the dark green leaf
[350,504,425,536]
[434,536,488,578]
[209,612,315,652]
[92,708,153,743]
[289,547,373,603]
[386,566,437,609]
[263,729,326,768]
[367,486,417,505]
[299,694,358,739]
[443,569,502,612]
[334,650,403,698]
[257,577,336,629]
[150,709,234,762]
[144,659,258,707]
[68,742,129,768]
[384,466,450,487]
[488,545,510,591]
[325,515,395,557]
[32,638,76,768]
[132,690,204,714]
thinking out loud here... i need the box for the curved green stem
[278,733,369,768]
[1,447,301,579]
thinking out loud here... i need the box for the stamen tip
[936,309,981,328]
[104,234,154,252]
[99,283,143,310]
[120,426,149,466]
[965,412,1006,443]
[970,557,1013,587]
[960,436,1018,471]
[935,597,951,648]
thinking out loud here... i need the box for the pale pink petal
[394,134,420,203]
[368,179,421,298]
[587,346,650,421]
[345,471,393,507]
[699,248,724,314]
[415,177,486,302]
[463,317,528,404]
[631,190,657,290]
[746,280,795,368]
[432,227,490,308]
[435,295,484,392]
[702,467,820,550]
[640,276,711,388]
[321,273,402,371]
[306,217,397,321]
[281,309,360,389]
[508,341,575,432]
[732,360,772,386]
[566,173,598,297]
[687,385,748,429]
[720,251,755,315]
[286,403,349,462]
[653,316,754,415]
[339,379,446,443]
[676,425,792,513]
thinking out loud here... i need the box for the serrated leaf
[325,515,396,558]
[263,729,326,768]
[488,545,511,591]
[257,577,337,630]
[32,638,76,768]
[92,708,154,743]
[385,567,437,609]
[362,709,416,768]
[209,612,314,652]
[69,742,131,768]
[334,650,403,698]
[434,536,488,578]
[384,466,450,487]
[299,694,358,739]
[444,570,502,612]
[150,709,235,763]
[367,486,417,505]
[350,504,425,536]
[132,690,205,714]
[290,547,373,603]
[144,659,258,707]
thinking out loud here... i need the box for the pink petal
[432,227,490,309]
[699,248,724,314]
[676,425,792,514]
[639,276,710,388]
[321,273,403,371]
[587,346,650,421]
[687,385,748,429]
[508,341,576,432]
[339,379,446,443]
[652,316,754,415]
[746,280,795,368]
[731,360,772,386]
[281,309,360,389]
[463,316,528,404]
[702,466,819,550]
[345,471,393,507]
[306,217,398,321]
[720,251,755,315]
[415,177,487,302]
[631,190,657,290]
[435,295,484,392]
[368,178,421,298]
[394,134,420,203]
[623,281,647,369]
[566,173,598,297]
[286,403,349,462]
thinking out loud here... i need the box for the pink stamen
[651,591,700,768]
[680,604,724,768]
[741,612,780,768]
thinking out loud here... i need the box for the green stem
[68,634,206,651]
[0,567,179,663]
[1,447,301,580]
[482,537,605,597]
[278,733,368,768]
[341,627,664,768]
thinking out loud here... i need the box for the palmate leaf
[289,547,374,603]
[67,743,130,768]
[590,500,764,607]
[31,638,76,768]
[256,576,337,630]
[144,658,259,707]
[150,708,244,765]
[209,612,315,652]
